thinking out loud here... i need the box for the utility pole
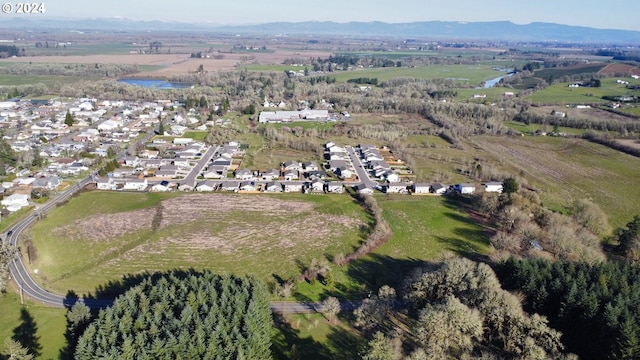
[20,282,24,305]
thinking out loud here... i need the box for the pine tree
[65,111,74,127]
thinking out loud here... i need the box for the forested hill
[2,18,639,43]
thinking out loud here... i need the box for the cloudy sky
[15,0,640,31]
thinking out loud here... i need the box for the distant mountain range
[1,17,638,43]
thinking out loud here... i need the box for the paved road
[178,144,219,188]
[5,175,115,309]
[345,145,377,188]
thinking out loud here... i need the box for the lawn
[23,192,368,296]
[0,291,67,360]
[182,130,208,141]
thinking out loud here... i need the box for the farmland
[527,78,640,104]
[472,136,640,227]
[3,28,640,359]
[327,64,507,85]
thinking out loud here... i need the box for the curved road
[5,177,363,313]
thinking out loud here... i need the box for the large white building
[258,110,329,124]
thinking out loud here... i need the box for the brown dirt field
[0,49,333,76]
[53,194,362,256]
[599,63,640,76]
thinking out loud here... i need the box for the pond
[117,78,195,89]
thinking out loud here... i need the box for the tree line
[497,258,640,360]
[73,271,273,360]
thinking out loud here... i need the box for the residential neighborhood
[0,96,503,216]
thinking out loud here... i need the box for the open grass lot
[328,64,505,85]
[182,130,208,141]
[472,136,640,227]
[347,195,490,289]
[23,192,368,296]
[0,75,87,86]
[0,291,67,359]
[527,78,640,105]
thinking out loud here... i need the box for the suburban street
[177,144,219,187]
[345,145,378,188]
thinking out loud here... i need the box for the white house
[326,182,343,194]
[195,180,217,192]
[1,193,29,210]
[234,168,254,181]
[173,138,193,145]
[413,183,431,194]
[454,183,476,194]
[123,178,148,191]
[353,183,374,195]
[386,182,408,194]
[484,182,504,193]
[430,183,447,195]
[384,171,400,183]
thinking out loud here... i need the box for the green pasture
[272,313,365,360]
[347,195,490,289]
[527,78,640,105]
[317,64,506,85]
[23,192,367,296]
[0,292,67,360]
[0,75,86,86]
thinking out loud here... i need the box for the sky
[13,0,640,32]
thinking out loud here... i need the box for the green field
[182,130,208,141]
[0,292,67,360]
[23,192,368,296]
[473,136,640,227]
[0,75,87,86]
[527,78,640,105]
[503,120,596,136]
[532,63,607,83]
[318,64,506,85]
[347,195,490,289]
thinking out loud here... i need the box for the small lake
[117,78,195,89]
